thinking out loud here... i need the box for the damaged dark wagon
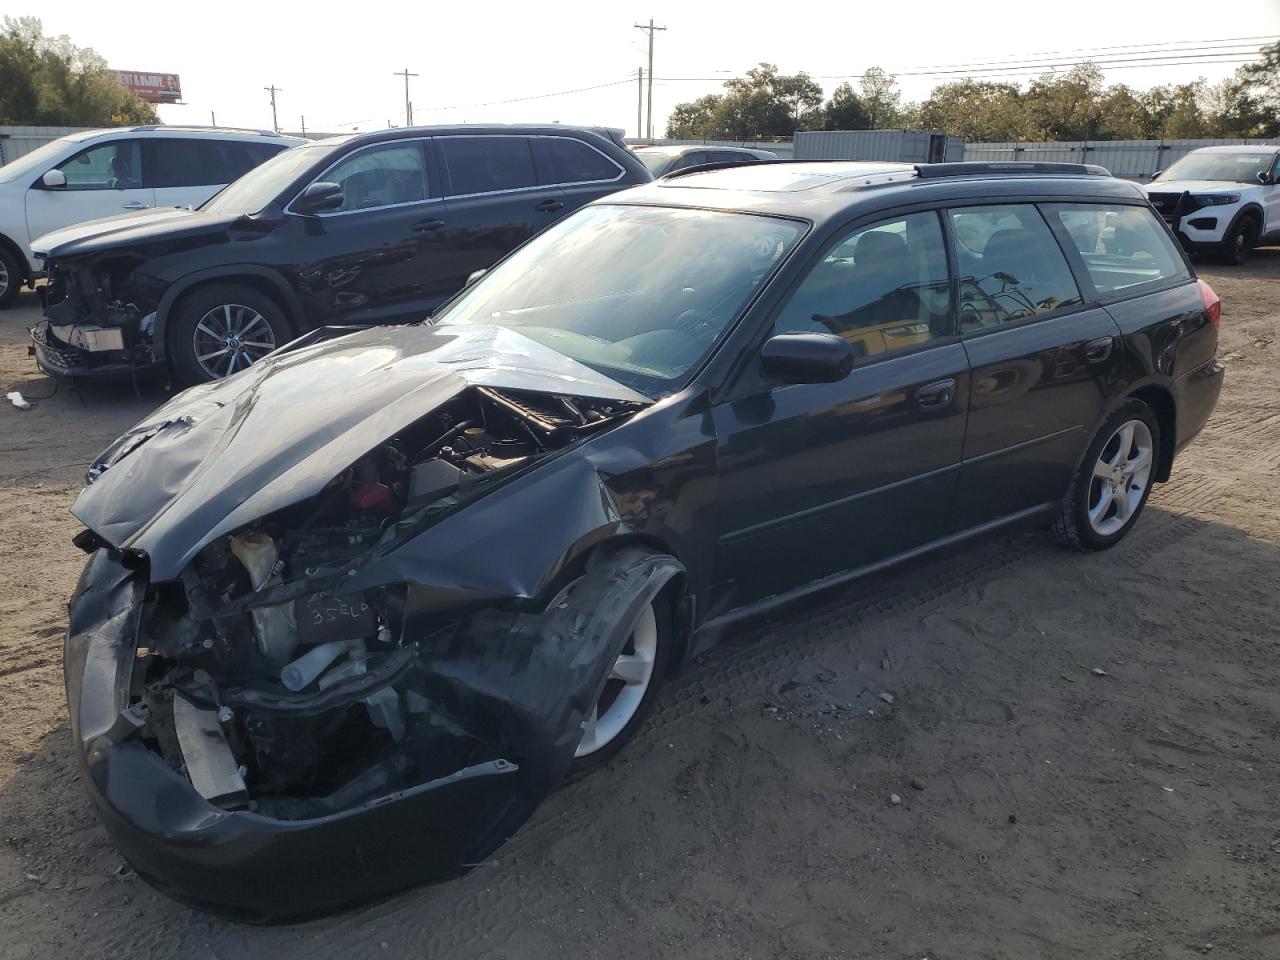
[65,162,1223,921]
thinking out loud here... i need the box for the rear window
[441,136,538,196]
[538,137,621,184]
[1044,203,1189,295]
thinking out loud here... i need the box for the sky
[15,0,1280,138]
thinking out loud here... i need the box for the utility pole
[264,85,281,132]
[300,115,306,137]
[393,67,418,127]
[636,67,644,140]
[210,110,216,127]
[634,17,666,140]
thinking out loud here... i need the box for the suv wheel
[1054,399,1160,551]
[1221,215,1259,265]
[0,246,21,309]
[169,284,291,384]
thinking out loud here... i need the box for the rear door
[946,202,1124,529]
[437,135,566,291]
[711,210,968,611]
[24,138,154,252]
[531,135,629,218]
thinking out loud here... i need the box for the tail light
[1198,279,1221,331]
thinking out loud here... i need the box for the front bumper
[65,551,524,922]
[31,320,156,378]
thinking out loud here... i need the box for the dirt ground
[1,253,1278,960]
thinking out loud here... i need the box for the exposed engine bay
[122,386,641,819]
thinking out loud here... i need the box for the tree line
[0,17,157,127]
[665,45,1280,142]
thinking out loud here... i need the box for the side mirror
[1258,170,1274,186]
[41,169,66,189]
[465,268,487,286]
[1149,171,1162,181]
[293,181,344,214]
[760,332,853,384]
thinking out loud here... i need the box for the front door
[711,210,968,613]
[945,202,1124,529]
[291,139,454,324]
[437,135,566,292]
[24,138,154,261]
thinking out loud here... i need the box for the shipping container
[793,130,964,163]
[963,138,1280,181]
[0,126,92,165]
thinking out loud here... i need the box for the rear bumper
[1171,357,1225,454]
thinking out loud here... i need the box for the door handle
[121,201,151,210]
[916,378,957,410]
[535,199,564,213]
[1083,336,1115,363]
[412,218,446,232]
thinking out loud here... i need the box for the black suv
[65,160,1223,920]
[31,125,650,383]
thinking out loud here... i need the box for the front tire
[168,283,291,385]
[567,589,672,779]
[1053,399,1160,551]
[0,246,21,309]
[1220,215,1258,265]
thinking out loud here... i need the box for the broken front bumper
[66,546,680,921]
[31,319,156,378]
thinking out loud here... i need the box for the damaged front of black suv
[64,323,695,921]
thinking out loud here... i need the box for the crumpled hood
[72,323,649,581]
[32,206,243,260]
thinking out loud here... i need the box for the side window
[441,137,538,196]
[1044,203,1189,295]
[147,139,239,188]
[538,138,621,184]
[775,211,952,359]
[320,143,428,212]
[710,151,752,165]
[668,151,707,172]
[230,142,288,180]
[55,140,143,190]
[948,204,1081,332]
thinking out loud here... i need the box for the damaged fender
[65,544,681,921]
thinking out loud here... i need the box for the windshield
[633,149,676,176]
[201,143,332,215]
[434,204,805,397]
[1160,152,1275,184]
[0,139,75,184]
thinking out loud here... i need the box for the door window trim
[941,200,1092,342]
[531,135,627,189]
[284,137,440,218]
[43,138,146,192]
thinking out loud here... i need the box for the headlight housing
[1192,194,1240,207]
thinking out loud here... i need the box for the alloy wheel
[192,303,279,379]
[1088,419,1154,537]
[0,257,9,300]
[574,602,659,758]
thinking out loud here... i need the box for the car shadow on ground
[3,505,1278,958]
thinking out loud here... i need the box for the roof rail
[659,158,788,181]
[126,124,286,138]
[915,161,1111,179]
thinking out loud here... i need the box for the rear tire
[1053,399,1160,551]
[0,246,21,309]
[168,283,291,385]
[1220,215,1258,265]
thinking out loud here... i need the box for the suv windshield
[201,143,332,215]
[435,203,805,397]
[1160,152,1275,184]
[0,138,76,183]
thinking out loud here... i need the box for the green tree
[1023,64,1107,139]
[916,80,1025,140]
[664,63,823,139]
[0,17,157,126]
[1237,39,1280,136]
[859,67,901,128]
[812,82,870,131]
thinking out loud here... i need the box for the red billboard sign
[114,70,182,103]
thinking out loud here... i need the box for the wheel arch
[0,232,31,283]
[1126,383,1177,483]
[155,267,304,361]
[1229,202,1264,237]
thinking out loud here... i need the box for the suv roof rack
[659,158,782,180]
[126,124,286,138]
[915,161,1111,178]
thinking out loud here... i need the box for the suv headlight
[1192,194,1240,206]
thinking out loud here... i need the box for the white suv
[1142,144,1280,264]
[0,126,303,307]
